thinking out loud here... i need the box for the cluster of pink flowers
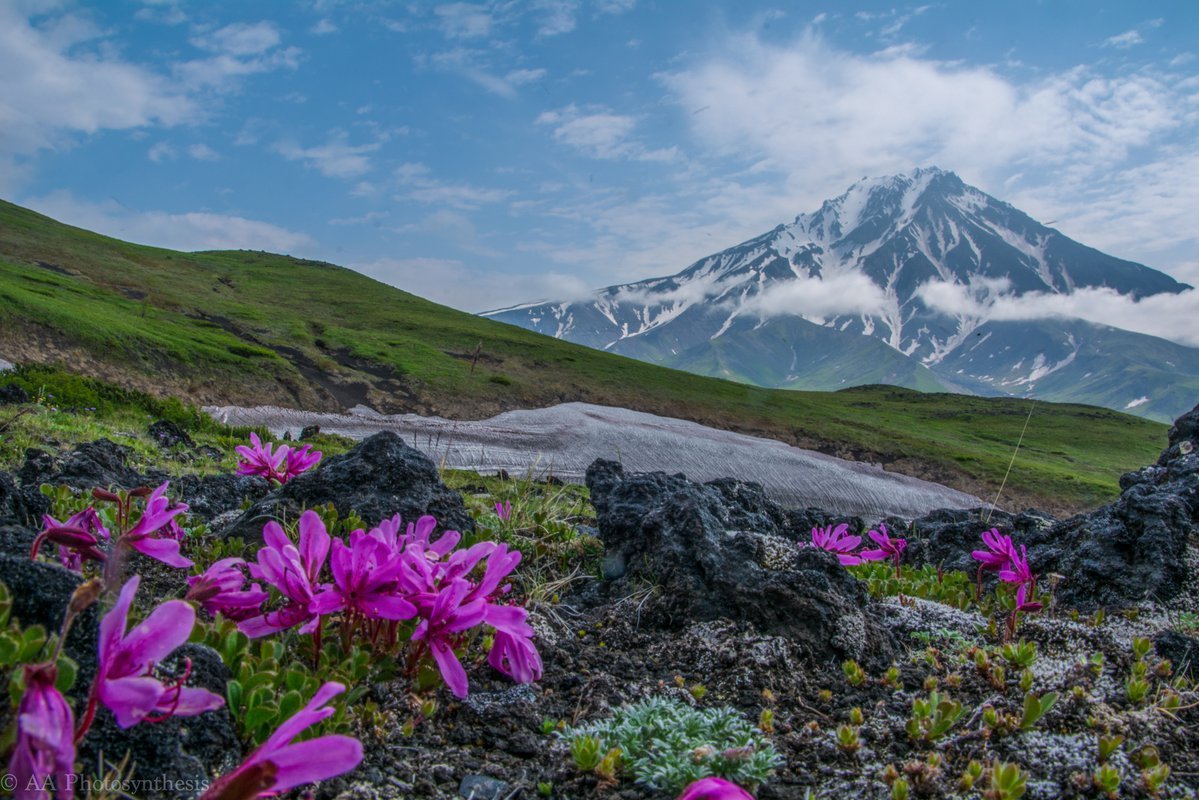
[9,574,362,799]
[971,527,1042,635]
[808,522,908,574]
[188,509,542,698]
[235,433,322,485]
[33,482,193,574]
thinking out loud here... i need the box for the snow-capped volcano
[485,168,1198,421]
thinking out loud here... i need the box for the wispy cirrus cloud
[535,104,678,161]
[274,133,380,178]
[23,190,315,254]
[394,162,511,210]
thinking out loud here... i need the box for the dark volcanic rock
[0,471,23,525]
[584,459,897,666]
[1153,630,1199,681]
[148,419,195,449]
[0,382,29,404]
[1023,402,1199,609]
[300,424,321,440]
[0,553,100,703]
[897,403,1199,611]
[221,432,474,541]
[170,473,271,521]
[902,507,1057,575]
[34,439,147,490]
[78,644,242,800]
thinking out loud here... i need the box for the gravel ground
[204,401,982,521]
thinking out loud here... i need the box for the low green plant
[1097,734,1124,764]
[564,696,780,793]
[842,659,867,687]
[191,617,389,744]
[852,562,975,610]
[890,776,909,800]
[1142,762,1170,796]
[957,759,984,792]
[988,760,1028,800]
[1019,691,1057,730]
[570,734,603,771]
[905,691,965,742]
[835,724,860,754]
[1093,764,1120,798]
[1000,640,1037,670]
[0,581,78,702]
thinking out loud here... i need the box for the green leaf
[53,655,77,693]
[226,679,243,711]
[0,634,20,665]
[243,703,279,732]
[278,690,303,720]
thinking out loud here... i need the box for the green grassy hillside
[0,199,1170,513]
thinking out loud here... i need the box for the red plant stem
[74,683,100,744]
[312,615,323,671]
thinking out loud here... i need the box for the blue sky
[3,0,1198,313]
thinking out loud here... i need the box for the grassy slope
[0,199,1168,513]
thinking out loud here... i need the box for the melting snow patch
[1125,396,1150,409]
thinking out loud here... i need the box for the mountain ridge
[484,167,1195,421]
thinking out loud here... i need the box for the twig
[983,400,1036,524]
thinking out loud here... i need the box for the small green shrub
[564,696,779,792]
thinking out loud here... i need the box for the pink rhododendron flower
[860,524,907,572]
[282,444,321,482]
[239,512,330,638]
[235,433,288,483]
[676,776,754,800]
[311,532,416,622]
[96,576,224,728]
[485,607,543,683]
[7,663,75,800]
[121,482,192,569]
[236,434,321,485]
[809,523,863,566]
[998,544,1036,586]
[199,682,363,799]
[34,508,109,572]
[186,558,269,622]
[411,579,487,698]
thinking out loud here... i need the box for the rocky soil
[0,400,1197,799]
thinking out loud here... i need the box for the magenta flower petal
[430,639,469,699]
[97,577,223,728]
[8,663,75,800]
[128,536,193,568]
[256,736,363,793]
[677,776,755,800]
[202,682,361,799]
[99,676,167,729]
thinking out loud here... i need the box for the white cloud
[191,21,281,56]
[740,273,890,323]
[355,256,595,311]
[0,4,194,190]
[434,3,494,39]
[22,191,315,254]
[535,104,678,161]
[661,29,1199,277]
[148,142,176,162]
[505,67,547,86]
[310,18,338,35]
[394,162,511,209]
[1104,29,1144,49]
[187,143,219,161]
[176,22,301,90]
[274,134,379,178]
[533,0,580,37]
[424,48,543,98]
[916,280,1199,347]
